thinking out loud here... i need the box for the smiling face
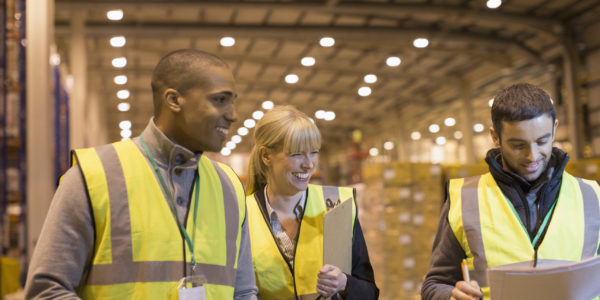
[491,113,557,182]
[264,147,319,196]
[172,65,238,152]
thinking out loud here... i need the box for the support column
[395,109,409,162]
[26,0,54,260]
[562,33,584,160]
[459,80,476,164]
[69,11,87,149]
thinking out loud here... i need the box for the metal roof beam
[55,23,541,63]
[54,0,561,36]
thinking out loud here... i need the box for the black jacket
[421,147,569,300]
[485,147,568,242]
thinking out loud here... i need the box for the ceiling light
[112,57,127,68]
[220,37,235,47]
[262,100,274,110]
[429,124,440,133]
[232,135,242,144]
[384,141,394,150]
[285,74,299,84]
[413,38,429,48]
[320,37,335,47]
[315,110,326,119]
[117,90,130,99]
[120,129,132,138]
[454,131,463,139]
[301,57,315,67]
[386,56,401,67]
[220,148,231,156]
[488,98,494,107]
[237,127,249,136]
[50,53,61,66]
[65,75,74,91]
[110,36,126,47]
[410,131,421,141]
[474,123,485,133]
[486,0,502,9]
[435,136,446,145]
[226,141,236,150]
[244,119,256,128]
[117,102,130,112]
[358,86,372,97]
[119,120,131,130]
[252,110,264,120]
[369,147,379,157]
[364,74,377,84]
[324,111,336,121]
[114,75,127,85]
[444,117,456,127]
[106,9,123,21]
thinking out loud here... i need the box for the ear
[490,126,501,148]
[552,119,559,138]
[163,88,183,113]
[259,146,271,166]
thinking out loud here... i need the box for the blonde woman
[246,106,378,299]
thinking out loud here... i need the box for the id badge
[177,275,206,300]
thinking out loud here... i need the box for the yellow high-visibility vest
[448,172,600,299]
[247,184,356,300]
[72,140,246,299]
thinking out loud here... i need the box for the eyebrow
[210,90,238,99]
[506,133,552,143]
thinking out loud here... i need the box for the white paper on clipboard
[487,255,600,300]
[323,198,353,274]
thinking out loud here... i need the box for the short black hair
[150,49,229,116]
[491,83,555,139]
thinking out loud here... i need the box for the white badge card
[178,286,206,300]
[177,275,207,300]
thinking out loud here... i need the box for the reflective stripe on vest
[73,140,244,299]
[449,172,600,298]
[247,184,356,300]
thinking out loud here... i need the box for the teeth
[216,127,228,135]
[294,173,310,179]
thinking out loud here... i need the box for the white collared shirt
[264,186,306,268]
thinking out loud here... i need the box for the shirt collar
[263,186,307,222]
[139,118,201,168]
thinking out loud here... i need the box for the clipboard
[323,198,353,274]
[487,255,600,300]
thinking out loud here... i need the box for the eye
[213,95,227,103]
[537,139,548,146]
[511,143,525,150]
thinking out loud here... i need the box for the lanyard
[139,136,200,265]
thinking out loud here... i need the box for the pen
[461,258,470,282]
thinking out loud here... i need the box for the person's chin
[293,181,309,191]
[521,171,542,182]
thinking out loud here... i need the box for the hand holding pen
[450,259,483,300]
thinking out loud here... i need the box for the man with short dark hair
[25,49,258,299]
[422,83,600,300]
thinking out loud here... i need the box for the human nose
[526,144,540,162]
[224,104,237,123]
[301,155,314,169]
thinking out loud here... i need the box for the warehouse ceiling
[53,0,600,156]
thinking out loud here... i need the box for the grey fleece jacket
[25,120,258,299]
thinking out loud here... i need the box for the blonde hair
[246,105,321,195]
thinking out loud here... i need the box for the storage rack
[0,0,27,288]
